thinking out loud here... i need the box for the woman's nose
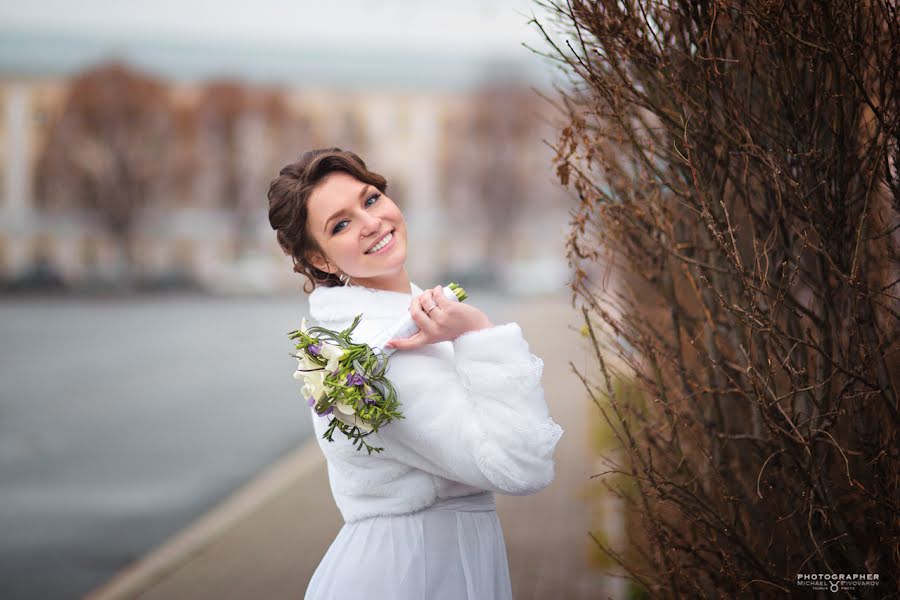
[359,211,382,236]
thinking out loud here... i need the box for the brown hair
[268,148,387,293]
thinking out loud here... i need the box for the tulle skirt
[305,492,513,600]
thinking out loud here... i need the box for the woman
[268,147,564,599]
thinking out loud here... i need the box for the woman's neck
[349,269,411,294]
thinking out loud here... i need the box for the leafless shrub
[531,0,899,596]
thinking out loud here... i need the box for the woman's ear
[307,250,334,274]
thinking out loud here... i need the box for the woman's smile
[365,230,395,255]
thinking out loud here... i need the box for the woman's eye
[331,193,380,234]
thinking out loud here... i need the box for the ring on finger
[425,303,439,314]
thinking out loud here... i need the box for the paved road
[0,290,510,600]
[0,295,319,599]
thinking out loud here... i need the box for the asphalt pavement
[0,295,315,599]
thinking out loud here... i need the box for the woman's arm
[378,322,564,495]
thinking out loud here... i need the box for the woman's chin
[365,245,406,265]
[373,258,408,280]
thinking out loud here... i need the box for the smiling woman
[267,148,409,293]
[266,147,563,600]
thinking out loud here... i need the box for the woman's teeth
[366,232,393,254]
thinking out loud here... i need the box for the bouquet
[288,282,468,454]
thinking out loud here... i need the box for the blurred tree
[195,82,312,259]
[440,82,543,271]
[168,95,200,208]
[333,107,367,157]
[34,63,176,287]
[195,81,246,253]
[535,0,899,596]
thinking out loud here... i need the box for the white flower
[293,352,330,402]
[333,410,374,433]
[292,352,318,380]
[335,401,356,415]
[302,369,327,402]
[318,342,346,372]
[301,317,308,333]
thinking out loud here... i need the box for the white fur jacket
[306,281,564,523]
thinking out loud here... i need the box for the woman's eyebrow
[323,185,371,233]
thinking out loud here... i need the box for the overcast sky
[0,0,553,58]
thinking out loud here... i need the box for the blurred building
[0,30,572,294]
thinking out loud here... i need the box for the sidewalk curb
[85,440,324,600]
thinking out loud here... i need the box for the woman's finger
[418,292,433,313]
[409,297,436,336]
[429,285,451,323]
[424,286,443,311]
[419,290,441,320]
[387,330,426,350]
[432,285,450,309]
[423,288,440,311]
[430,286,443,308]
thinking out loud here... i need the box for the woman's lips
[365,230,395,255]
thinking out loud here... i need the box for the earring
[338,272,350,285]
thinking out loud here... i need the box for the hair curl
[268,148,387,293]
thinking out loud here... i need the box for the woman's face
[305,171,409,292]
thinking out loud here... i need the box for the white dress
[305,491,513,599]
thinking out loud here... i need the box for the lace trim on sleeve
[475,417,564,494]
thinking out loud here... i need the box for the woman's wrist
[469,315,493,333]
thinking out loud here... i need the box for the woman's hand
[386,285,493,351]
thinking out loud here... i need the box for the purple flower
[306,343,321,356]
[306,396,316,407]
[316,404,333,416]
[346,371,366,387]
[363,385,377,405]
